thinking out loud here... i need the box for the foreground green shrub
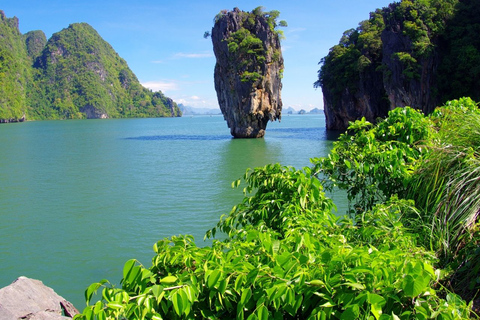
[312,106,433,214]
[406,98,480,302]
[75,164,472,319]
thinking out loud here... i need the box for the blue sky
[3,0,394,111]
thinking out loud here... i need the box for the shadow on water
[325,129,343,141]
[124,134,232,141]
[268,127,343,142]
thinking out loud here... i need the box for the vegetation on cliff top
[75,98,479,319]
[0,11,181,121]
[211,6,286,84]
[315,0,480,112]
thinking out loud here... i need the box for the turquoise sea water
[0,114,344,308]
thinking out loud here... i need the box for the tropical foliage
[216,7,286,84]
[74,98,479,319]
[0,13,181,121]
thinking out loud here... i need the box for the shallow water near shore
[0,114,346,308]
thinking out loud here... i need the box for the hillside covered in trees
[316,0,480,130]
[0,11,181,122]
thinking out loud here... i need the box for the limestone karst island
[210,7,285,138]
[0,11,181,122]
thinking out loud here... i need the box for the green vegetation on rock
[75,98,479,319]
[315,0,480,121]
[0,11,31,121]
[218,6,286,84]
[0,11,181,121]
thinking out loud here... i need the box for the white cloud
[141,80,179,92]
[287,27,307,33]
[173,52,213,59]
[171,95,219,109]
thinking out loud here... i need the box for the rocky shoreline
[0,277,78,319]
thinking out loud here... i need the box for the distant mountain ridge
[0,11,181,121]
[178,104,221,115]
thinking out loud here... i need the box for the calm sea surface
[0,114,345,308]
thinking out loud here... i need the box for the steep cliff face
[318,0,462,131]
[322,58,389,131]
[381,3,439,115]
[212,7,284,138]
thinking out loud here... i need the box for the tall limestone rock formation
[211,7,285,138]
[317,0,479,131]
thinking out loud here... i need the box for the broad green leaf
[341,305,360,320]
[93,301,103,314]
[172,291,183,316]
[151,285,163,298]
[207,269,222,289]
[85,280,107,304]
[106,302,124,310]
[122,259,136,280]
[160,275,178,284]
[402,275,425,298]
[241,288,252,306]
[235,274,246,293]
[344,159,352,169]
[257,305,269,320]
[368,293,386,320]
[343,282,365,290]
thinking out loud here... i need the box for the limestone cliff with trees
[0,11,181,122]
[316,0,480,130]
[210,7,286,138]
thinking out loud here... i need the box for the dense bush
[75,99,479,319]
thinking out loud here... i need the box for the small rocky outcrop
[0,276,78,319]
[211,7,284,138]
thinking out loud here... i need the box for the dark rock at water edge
[212,8,284,138]
[0,276,78,319]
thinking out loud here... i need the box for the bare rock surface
[0,277,78,319]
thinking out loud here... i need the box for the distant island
[0,11,181,122]
[178,104,222,116]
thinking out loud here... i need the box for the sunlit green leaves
[75,101,479,319]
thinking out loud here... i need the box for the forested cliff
[0,11,181,122]
[316,0,480,130]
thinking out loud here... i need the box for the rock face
[0,276,78,319]
[212,7,284,138]
[317,1,476,131]
[380,4,439,115]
